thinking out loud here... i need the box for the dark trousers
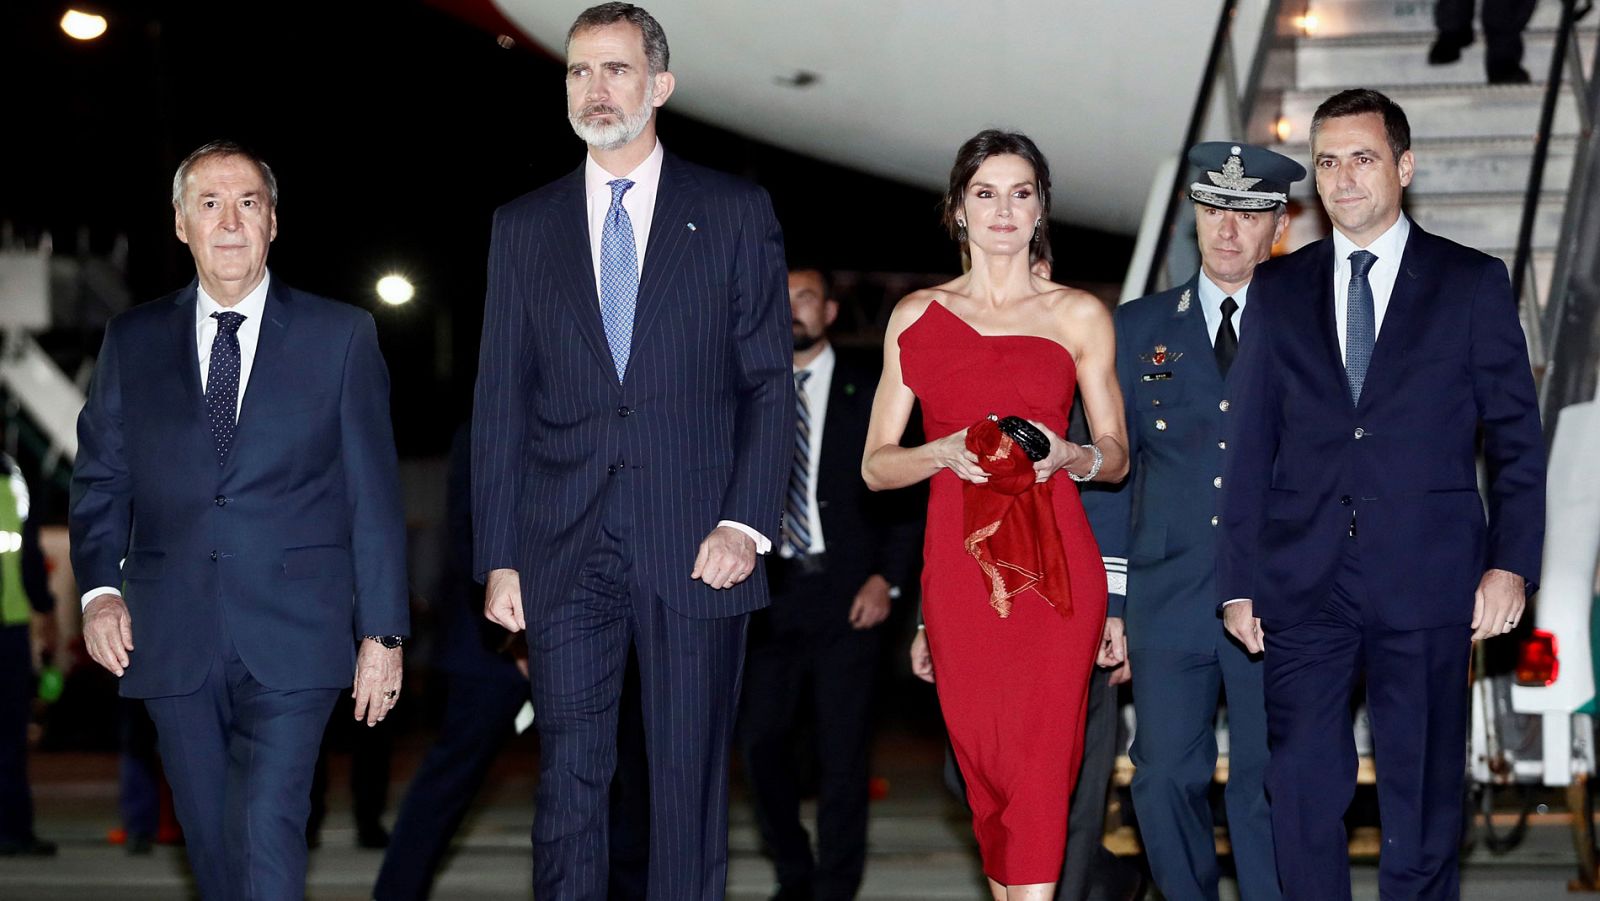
[738,579,880,900]
[528,476,749,901]
[144,627,339,900]
[120,698,162,837]
[1263,540,1471,901]
[309,694,395,837]
[943,664,1133,901]
[0,625,36,845]
[1436,0,1540,66]
[1129,633,1277,901]
[372,671,528,900]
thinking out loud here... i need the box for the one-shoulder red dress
[899,300,1107,884]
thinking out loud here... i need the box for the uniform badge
[1176,289,1192,313]
[1139,343,1183,366]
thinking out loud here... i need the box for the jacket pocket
[281,545,353,581]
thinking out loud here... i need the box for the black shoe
[356,822,390,850]
[0,837,58,857]
[1488,62,1531,84]
[769,884,813,901]
[126,832,155,856]
[1429,29,1475,65]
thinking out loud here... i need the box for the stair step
[1294,28,1598,89]
[1268,137,1579,196]
[1298,0,1568,38]
[1283,191,1567,253]
[1277,84,1584,143]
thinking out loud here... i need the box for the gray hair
[566,3,670,75]
[171,141,279,210]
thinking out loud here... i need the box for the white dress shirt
[583,142,771,554]
[780,344,834,558]
[1196,271,1250,346]
[81,272,272,609]
[1332,215,1411,363]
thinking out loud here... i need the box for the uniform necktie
[783,370,814,557]
[599,178,639,382]
[206,311,246,463]
[1345,250,1378,404]
[1214,295,1239,378]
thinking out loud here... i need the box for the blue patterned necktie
[206,311,246,463]
[783,370,814,557]
[599,178,639,382]
[1345,250,1378,405]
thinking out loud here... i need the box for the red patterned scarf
[962,417,1073,619]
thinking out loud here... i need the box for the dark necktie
[1345,250,1378,404]
[599,178,638,382]
[1214,295,1239,378]
[783,370,814,557]
[206,311,246,463]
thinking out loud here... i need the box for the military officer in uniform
[1080,142,1304,901]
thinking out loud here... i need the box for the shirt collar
[1332,214,1411,268]
[797,341,835,378]
[196,270,271,326]
[584,139,664,201]
[1196,270,1249,315]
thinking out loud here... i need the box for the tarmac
[1,731,1587,900]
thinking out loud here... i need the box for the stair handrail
[1140,0,1289,296]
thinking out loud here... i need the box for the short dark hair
[941,129,1053,254]
[1310,88,1411,160]
[787,264,833,299]
[172,140,278,210]
[567,3,669,74]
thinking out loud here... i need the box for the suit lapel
[235,280,293,435]
[1359,226,1429,408]
[171,285,203,408]
[628,154,701,371]
[816,355,861,508]
[1305,238,1346,392]
[548,166,615,379]
[1170,276,1223,391]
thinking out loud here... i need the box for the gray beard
[568,97,653,151]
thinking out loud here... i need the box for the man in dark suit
[71,141,409,899]
[738,266,920,901]
[1082,142,1301,901]
[1428,0,1539,84]
[471,4,791,898]
[1218,89,1546,900]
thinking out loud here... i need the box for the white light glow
[60,10,108,41]
[376,275,415,306]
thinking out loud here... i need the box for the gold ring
[384,689,398,699]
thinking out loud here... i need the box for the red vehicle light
[1514,629,1559,687]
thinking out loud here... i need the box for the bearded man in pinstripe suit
[471,5,792,899]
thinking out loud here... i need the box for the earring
[956,218,967,243]
[1032,219,1042,241]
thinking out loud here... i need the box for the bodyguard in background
[71,141,409,899]
[1081,142,1300,901]
[1219,89,1545,900]
[738,266,921,901]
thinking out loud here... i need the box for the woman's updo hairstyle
[940,129,1053,255]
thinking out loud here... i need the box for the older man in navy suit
[471,4,791,899]
[1083,141,1302,901]
[1219,89,1546,899]
[71,141,409,899]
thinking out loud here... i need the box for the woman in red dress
[862,130,1129,900]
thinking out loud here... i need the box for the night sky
[2,0,1133,458]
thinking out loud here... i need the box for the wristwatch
[365,635,405,649]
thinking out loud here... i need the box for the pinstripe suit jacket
[472,152,793,619]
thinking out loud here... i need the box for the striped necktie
[1345,250,1378,404]
[783,370,814,557]
[599,178,638,382]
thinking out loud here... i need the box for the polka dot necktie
[1345,250,1378,405]
[206,311,246,463]
[599,178,639,382]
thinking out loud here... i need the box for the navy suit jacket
[70,279,410,698]
[1218,225,1545,631]
[1082,275,1238,653]
[472,152,792,619]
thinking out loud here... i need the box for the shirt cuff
[1102,556,1127,597]
[717,520,772,555]
[81,586,122,611]
[1222,598,1251,607]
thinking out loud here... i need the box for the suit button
[607,464,619,474]
[1341,495,1353,505]
[214,495,229,507]
[1218,440,1227,450]
[1210,515,1220,527]
[1354,427,1366,439]
[617,406,633,417]
[1213,476,1223,488]
[1219,399,1230,412]
[209,550,219,561]
[1152,399,1162,407]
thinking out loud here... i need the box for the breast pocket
[1133,374,1187,411]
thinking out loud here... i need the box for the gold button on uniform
[1219,400,1231,412]
[1213,476,1223,488]
[1354,427,1366,439]
[1218,440,1227,450]
[1155,419,1167,431]
[1210,515,1220,526]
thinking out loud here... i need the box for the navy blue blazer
[1082,276,1238,653]
[472,152,792,620]
[1218,226,1545,631]
[70,280,410,698]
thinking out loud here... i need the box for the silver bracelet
[1068,443,1103,482]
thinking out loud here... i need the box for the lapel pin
[1176,289,1192,313]
[686,222,697,231]
[1139,343,1183,366]
[844,382,856,396]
